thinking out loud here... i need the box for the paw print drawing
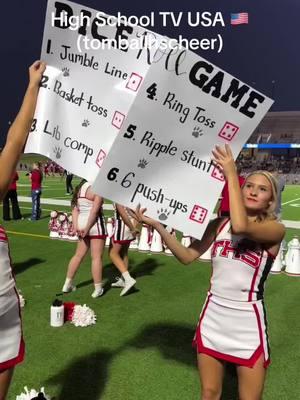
[53,146,62,159]
[62,67,70,77]
[82,119,90,127]
[157,208,171,221]
[192,126,203,138]
[138,159,148,169]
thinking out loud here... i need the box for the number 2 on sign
[40,75,49,89]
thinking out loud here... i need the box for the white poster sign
[92,51,273,239]
[25,0,164,180]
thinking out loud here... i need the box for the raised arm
[116,204,138,236]
[212,144,285,244]
[0,61,46,200]
[129,205,222,264]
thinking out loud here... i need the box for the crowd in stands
[248,132,300,144]
[238,153,300,183]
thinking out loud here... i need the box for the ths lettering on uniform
[212,239,262,269]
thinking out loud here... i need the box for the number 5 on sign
[123,124,137,140]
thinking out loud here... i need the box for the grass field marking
[19,206,55,212]
[6,230,49,239]
[282,197,300,206]
[17,188,61,192]
[18,196,113,209]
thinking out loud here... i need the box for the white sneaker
[111,277,125,288]
[91,287,104,298]
[62,283,76,293]
[120,277,136,297]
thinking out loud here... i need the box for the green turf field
[2,173,300,400]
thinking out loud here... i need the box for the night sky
[1,0,299,146]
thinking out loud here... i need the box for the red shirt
[9,172,19,191]
[219,176,245,214]
[31,169,43,190]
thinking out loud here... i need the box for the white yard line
[18,196,113,210]
[19,206,54,212]
[282,197,300,205]
[17,188,62,192]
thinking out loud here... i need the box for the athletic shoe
[62,283,76,293]
[120,277,136,297]
[91,287,104,298]
[111,277,125,288]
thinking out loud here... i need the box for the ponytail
[71,179,87,208]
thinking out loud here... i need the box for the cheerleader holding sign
[130,144,285,400]
[0,61,45,400]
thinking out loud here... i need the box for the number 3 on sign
[146,83,158,100]
[30,119,37,132]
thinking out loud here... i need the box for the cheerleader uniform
[112,204,134,244]
[77,182,107,239]
[0,226,24,371]
[193,219,275,368]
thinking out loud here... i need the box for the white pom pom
[68,215,73,222]
[71,304,96,327]
[58,214,66,222]
[16,386,50,399]
[50,211,58,218]
[18,290,25,308]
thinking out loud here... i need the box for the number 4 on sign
[146,83,158,100]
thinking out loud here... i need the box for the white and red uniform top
[0,226,15,296]
[210,219,275,302]
[77,182,106,238]
[193,219,275,368]
[0,225,24,370]
[112,204,134,243]
[77,182,95,216]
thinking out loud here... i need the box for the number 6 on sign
[121,172,135,188]
[107,168,119,181]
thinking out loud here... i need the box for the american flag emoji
[230,12,249,25]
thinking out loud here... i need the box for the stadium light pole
[271,80,276,98]
[270,80,276,111]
